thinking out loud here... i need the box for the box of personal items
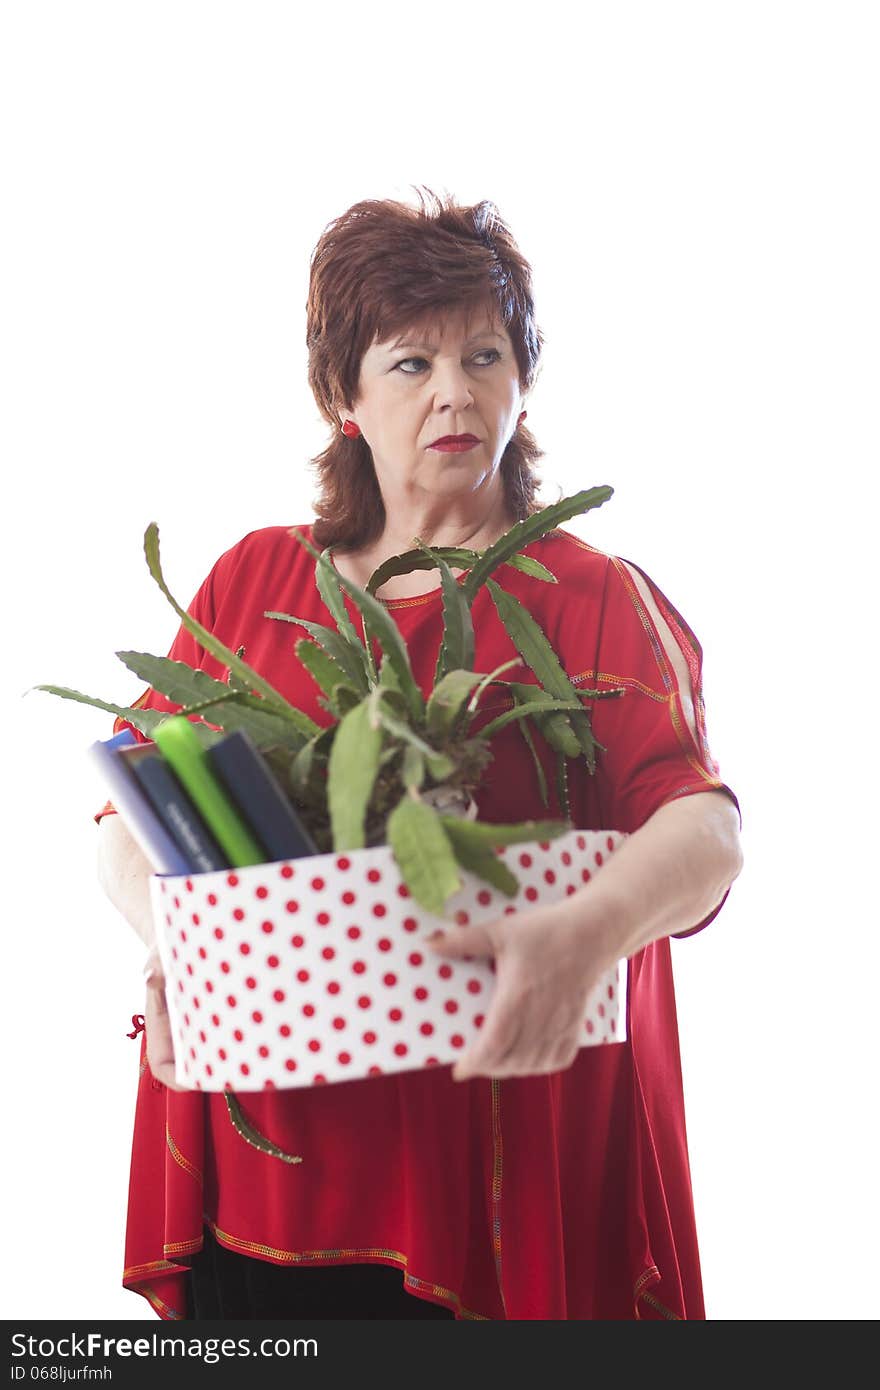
[37,488,629,1091]
[151,825,627,1090]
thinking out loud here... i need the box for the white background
[2,1,877,1322]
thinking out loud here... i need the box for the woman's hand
[426,792,743,1083]
[425,899,618,1082]
[143,947,187,1092]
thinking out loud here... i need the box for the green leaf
[287,728,332,795]
[506,682,580,758]
[266,612,369,694]
[534,709,582,758]
[379,654,403,692]
[326,698,383,850]
[293,637,350,699]
[365,544,556,599]
[143,523,304,719]
[555,752,571,820]
[226,647,252,692]
[374,683,408,718]
[223,1094,302,1164]
[507,681,570,706]
[289,528,378,683]
[486,580,598,768]
[29,684,171,739]
[365,546,480,596]
[570,685,627,701]
[315,544,366,653]
[116,650,316,747]
[114,652,251,721]
[356,595,423,720]
[387,797,462,916]
[338,590,423,720]
[290,739,315,790]
[502,554,558,583]
[464,659,523,714]
[477,695,586,739]
[181,698,311,747]
[437,816,570,848]
[440,820,520,896]
[425,669,485,740]
[373,694,455,780]
[289,528,424,717]
[461,488,613,602]
[401,744,425,791]
[325,683,362,718]
[204,701,311,752]
[413,537,474,684]
[517,716,549,809]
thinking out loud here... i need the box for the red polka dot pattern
[150,830,628,1091]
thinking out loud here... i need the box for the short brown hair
[306,185,547,552]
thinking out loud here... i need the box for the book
[153,716,265,868]
[205,728,320,862]
[88,729,194,875]
[123,744,230,873]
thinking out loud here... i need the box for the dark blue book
[123,745,230,872]
[205,729,319,861]
[88,729,194,875]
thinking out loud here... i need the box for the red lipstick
[429,434,480,452]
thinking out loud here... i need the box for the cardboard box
[149,827,628,1091]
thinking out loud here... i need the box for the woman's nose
[430,365,475,410]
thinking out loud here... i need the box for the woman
[96,187,743,1320]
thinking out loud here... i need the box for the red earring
[518,411,527,426]
[341,419,361,438]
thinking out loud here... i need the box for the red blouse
[97,523,740,1320]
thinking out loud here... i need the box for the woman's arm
[561,788,743,961]
[96,813,156,949]
[429,789,743,1081]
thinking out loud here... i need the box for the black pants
[185,1226,456,1320]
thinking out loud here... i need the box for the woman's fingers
[451,960,578,1079]
[451,1010,525,1081]
[431,904,591,1081]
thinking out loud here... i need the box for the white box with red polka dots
[149,827,628,1091]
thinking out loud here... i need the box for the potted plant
[34,486,629,1091]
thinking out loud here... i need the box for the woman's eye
[395,349,501,375]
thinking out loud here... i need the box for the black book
[123,745,229,872]
[205,729,319,862]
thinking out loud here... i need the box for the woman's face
[343,306,526,510]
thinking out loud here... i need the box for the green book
[153,715,265,868]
